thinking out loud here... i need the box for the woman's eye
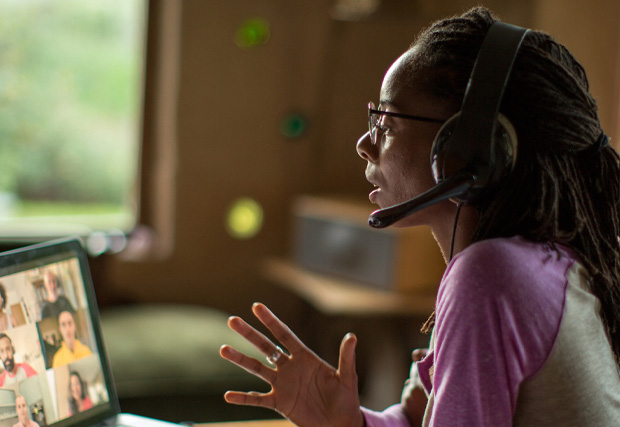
[380,126,395,138]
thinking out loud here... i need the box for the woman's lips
[369,186,380,203]
[366,172,382,204]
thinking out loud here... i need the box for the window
[0,0,147,241]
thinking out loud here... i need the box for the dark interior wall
[530,0,620,139]
[94,0,619,320]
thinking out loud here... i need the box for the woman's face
[16,396,28,422]
[357,48,456,227]
[70,374,82,400]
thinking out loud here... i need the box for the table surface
[197,420,291,427]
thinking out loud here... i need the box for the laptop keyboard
[94,421,131,427]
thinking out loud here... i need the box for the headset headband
[450,22,529,178]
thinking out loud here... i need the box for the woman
[220,7,620,426]
[13,395,40,427]
[68,371,93,416]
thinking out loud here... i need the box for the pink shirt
[362,236,620,426]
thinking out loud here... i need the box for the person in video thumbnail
[52,311,92,368]
[0,333,37,387]
[40,270,75,321]
[13,395,40,427]
[0,283,17,331]
[68,371,93,415]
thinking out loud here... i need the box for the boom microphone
[368,172,477,229]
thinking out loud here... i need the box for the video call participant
[52,311,92,368]
[0,283,17,331]
[68,371,93,415]
[0,333,37,387]
[40,271,75,320]
[220,7,620,426]
[13,395,40,427]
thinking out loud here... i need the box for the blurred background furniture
[100,304,275,423]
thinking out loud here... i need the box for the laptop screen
[0,238,119,427]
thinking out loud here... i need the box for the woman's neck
[431,204,478,263]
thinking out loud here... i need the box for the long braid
[413,7,620,363]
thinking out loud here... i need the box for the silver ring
[266,346,285,366]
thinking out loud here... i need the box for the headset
[368,22,529,229]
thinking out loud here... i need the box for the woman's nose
[356,131,377,162]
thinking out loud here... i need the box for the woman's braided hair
[412,7,620,363]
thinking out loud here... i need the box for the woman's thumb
[338,332,358,387]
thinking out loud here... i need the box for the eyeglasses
[368,101,445,144]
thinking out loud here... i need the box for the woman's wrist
[359,409,367,427]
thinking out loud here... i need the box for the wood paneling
[96,0,620,318]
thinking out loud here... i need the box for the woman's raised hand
[220,303,364,427]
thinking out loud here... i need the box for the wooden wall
[93,0,620,320]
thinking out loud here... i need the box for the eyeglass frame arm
[368,106,446,125]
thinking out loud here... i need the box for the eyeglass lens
[368,102,380,144]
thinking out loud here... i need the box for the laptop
[0,237,182,427]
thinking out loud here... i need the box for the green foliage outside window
[0,0,145,233]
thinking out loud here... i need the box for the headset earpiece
[430,111,518,204]
[493,112,518,176]
[427,22,527,206]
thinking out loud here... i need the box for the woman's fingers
[220,344,276,384]
[224,390,275,410]
[228,314,286,359]
[412,348,428,362]
[252,303,306,354]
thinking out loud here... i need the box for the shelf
[261,258,436,317]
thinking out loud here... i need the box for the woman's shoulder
[453,236,576,274]
[458,235,541,258]
[441,236,577,302]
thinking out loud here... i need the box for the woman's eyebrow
[379,100,404,113]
